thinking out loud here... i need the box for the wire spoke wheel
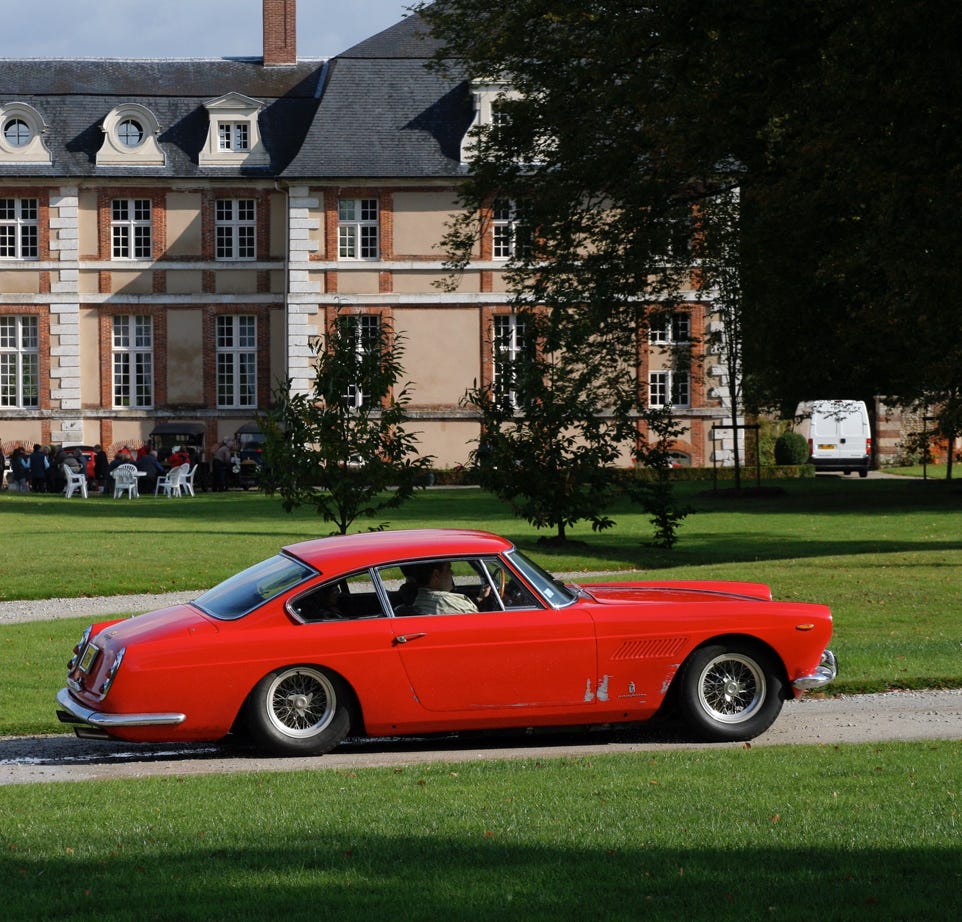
[267,667,336,737]
[697,653,766,723]
[679,643,784,741]
[247,665,351,755]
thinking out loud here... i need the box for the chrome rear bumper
[792,649,838,691]
[57,687,186,728]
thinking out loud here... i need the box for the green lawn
[3,478,961,920]
[2,476,961,737]
[2,743,960,921]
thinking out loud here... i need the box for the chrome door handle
[394,633,426,645]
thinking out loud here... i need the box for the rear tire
[678,642,784,741]
[246,665,351,755]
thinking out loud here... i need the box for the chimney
[263,0,297,66]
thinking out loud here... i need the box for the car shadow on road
[3,718,706,770]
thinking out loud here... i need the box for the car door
[383,559,597,714]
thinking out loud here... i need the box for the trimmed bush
[774,430,810,465]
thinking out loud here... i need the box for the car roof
[283,529,515,574]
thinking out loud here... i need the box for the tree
[630,404,693,550]
[260,310,433,534]
[465,304,641,543]
[418,1,962,438]
[418,1,710,540]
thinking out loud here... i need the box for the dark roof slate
[0,13,473,183]
[0,59,323,178]
[282,13,473,180]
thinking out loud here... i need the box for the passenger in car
[403,561,490,615]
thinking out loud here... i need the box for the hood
[580,581,773,604]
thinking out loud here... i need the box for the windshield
[194,554,314,620]
[506,549,577,608]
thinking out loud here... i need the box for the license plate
[78,643,100,674]
[818,444,836,450]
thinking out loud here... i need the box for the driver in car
[404,561,490,615]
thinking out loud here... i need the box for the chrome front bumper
[56,687,186,729]
[792,649,838,691]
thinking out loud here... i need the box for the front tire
[246,665,351,755]
[678,642,784,741]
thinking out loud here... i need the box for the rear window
[195,554,314,620]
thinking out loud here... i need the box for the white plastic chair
[182,464,198,497]
[155,462,188,497]
[63,464,88,499]
[112,463,139,499]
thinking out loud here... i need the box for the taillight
[68,626,92,670]
[866,438,872,454]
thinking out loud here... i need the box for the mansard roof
[0,13,473,183]
[0,58,322,178]
[282,13,473,180]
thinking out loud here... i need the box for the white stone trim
[97,105,166,167]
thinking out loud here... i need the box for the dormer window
[4,119,30,147]
[0,103,52,164]
[461,81,520,163]
[97,105,165,166]
[218,123,250,152]
[118,119,145,147]
[200,93,269,168]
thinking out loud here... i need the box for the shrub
[774,430,810,465]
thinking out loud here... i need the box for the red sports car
[57,529,836,755]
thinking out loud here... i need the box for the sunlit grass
[2,743,960,921]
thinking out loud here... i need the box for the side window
[479,557,541,610]
[377,557,542,616]
[289,571,387,622]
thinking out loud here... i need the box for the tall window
[338,313,381,408]
[0,315,39,407]
[648,312,691,344]
[216,315,257,408]
[0,198,39,259]
[337,198,378,259]
[112,315,153,408]
[218,122,250,151]
[492,199,529,260]
[111,198,152,259]
[215,199,256,260]
[493,313,526,410]
[649,370,690,408]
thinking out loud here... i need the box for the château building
[1,1,735,469]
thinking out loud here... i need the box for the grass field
[2,477,960,919]
[2,742,960,920]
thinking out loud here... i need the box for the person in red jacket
[167,445,190,468]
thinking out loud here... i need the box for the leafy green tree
[419,1,705,539]
[260,310,433,534]
[630,405,693,550]
[418,1,962,439]
[465,305,640,543]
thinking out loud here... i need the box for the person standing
[93,445,109,493]
[9,446,30,492]
[29,444,48,493]
[212,440,231,491]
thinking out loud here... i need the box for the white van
[795,400,872,477]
